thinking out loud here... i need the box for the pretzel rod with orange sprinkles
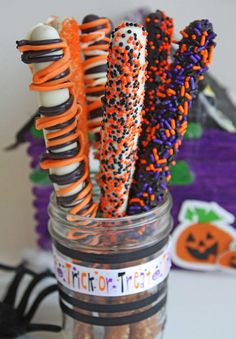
[17,24,97,219]
[80,15,112,158]
[128,19,216,215]
[99,22,147,218]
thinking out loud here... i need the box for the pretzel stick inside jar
[17,24,97,221]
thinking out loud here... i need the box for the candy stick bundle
[16,9,216,339]
[17,13,216,221]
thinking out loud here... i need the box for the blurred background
[0,2,236,339]
[1,0,235,257]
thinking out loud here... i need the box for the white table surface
[1,262,235,339]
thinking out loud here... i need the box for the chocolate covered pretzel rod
[99,22,147,217]
[17,24,97,219]
[144,10,173,97]
[128,19,216,214]
[127,13,173,332]
[80,15,112,157]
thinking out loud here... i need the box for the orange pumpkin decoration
[217,250,236,271]
[175,223,233,264]
[172,222,236,270]
[172,201,236,271]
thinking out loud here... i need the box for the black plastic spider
[0,262,62,338]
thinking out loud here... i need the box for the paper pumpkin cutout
[217,250,236,272]
[174,223,233,267]
[172,200,236,271]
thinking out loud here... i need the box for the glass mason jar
[48,192,173,339]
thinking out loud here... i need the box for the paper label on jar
[53,242,171,297]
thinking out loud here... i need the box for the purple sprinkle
[190,77,195,89]
[175,79,184,85]
[164,121,172,129]
[162,150,169,158]
[160,133,167,141]
[196,22,202,30]
[153,138,163,145]
[154,172,159,180]
[129,205,141,212]
[198,46,206,52]
[208,32,216,39]
[176,75,185,81]
[190,55,198,63]
[150,154,155,162]
[200,66,208,74]
[194,28,201,36]
[187,63,194,70]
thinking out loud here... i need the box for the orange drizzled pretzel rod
[48,17,89,155]
[17,24,97,219]
[80,15,112,158]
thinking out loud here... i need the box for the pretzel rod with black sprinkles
[17,24,97,220]
[128,19,216,215]
[145,10,173,89]
[80,15,112,158]
[99,22,147,218]
[142,10,173,138]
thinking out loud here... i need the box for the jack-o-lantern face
[218,250,236,271]
[173,223,234,268]
[185,231,218,260]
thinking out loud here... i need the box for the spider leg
[26,323,62,333]
[2,264,27,307]
[23,284,58,323]
[0,262,25,272]
[17,270,54,316]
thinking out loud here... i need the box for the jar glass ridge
[48,192,173,339]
